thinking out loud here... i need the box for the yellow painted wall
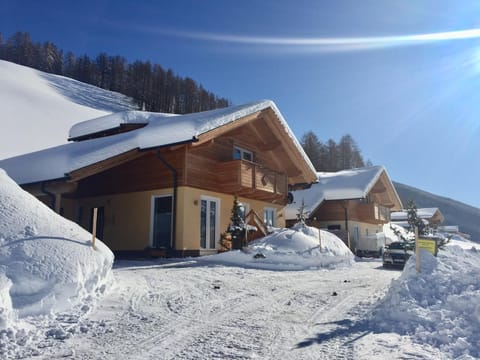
[60,189,171,251]
[57,186,285,253]
[176,187,285,252]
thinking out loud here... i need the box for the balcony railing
[356,202,391,223]
[217,160,287,200]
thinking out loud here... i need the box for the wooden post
[91,207,98,250]
[415,226,420,273]
[54,193,62,214]
[318,227,322,250]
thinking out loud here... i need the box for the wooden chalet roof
[285,166,403,220]
[0,100,317,186]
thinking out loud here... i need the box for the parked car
[382,241,415,268]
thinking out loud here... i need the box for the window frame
[233,145,254,162]
[263,207,276,227]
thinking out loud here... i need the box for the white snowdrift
[373,245,480,358]
[202,223,354,270]
[0,60,137,160]
[0,169,114,329]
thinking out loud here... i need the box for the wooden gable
[366,170,402,211]
[45,105,315,204]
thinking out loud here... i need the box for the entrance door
[200,197,219,249]
[152,196,173,249]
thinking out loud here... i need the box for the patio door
[200,197,219,249]
[152,195,173,249]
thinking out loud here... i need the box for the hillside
[0,60,138,159]
[394,181,480,242]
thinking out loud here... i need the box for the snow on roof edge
[1,99,313,185]
[266,101,317,177]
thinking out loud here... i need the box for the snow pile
[202,223,354,270]
[373,245,480,358]
[382,222,411,244]
[0,169,114,335]
[0,60,137,159]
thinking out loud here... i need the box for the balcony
[356,202,391,223]
[217,160,287,201]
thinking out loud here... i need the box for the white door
[200,197,220,249]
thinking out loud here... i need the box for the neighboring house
[390,207,445,229]
[437,225,471,240]
[285,166,403,250]
[0,100,317,257]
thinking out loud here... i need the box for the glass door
[200,197,219,249]
[152,195,173,249]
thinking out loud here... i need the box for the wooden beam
[258,139,282,152]
[370,185,387,194]
[193,111,262,146]
[69,149,146,181]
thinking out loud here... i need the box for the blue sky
[2,0,480,208]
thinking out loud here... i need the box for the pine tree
[296,199,309,226]
[301,131,322,170]
[227,196,245,249]
[406,200,427,235]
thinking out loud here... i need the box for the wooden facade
[287,168,402,251]
[28,106,316,257]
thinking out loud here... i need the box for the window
[151,195,173,249]
[264,207,276,227]
[239,202,249,222]
[200,196,220,249]
[328,224,341,231]
[233,146,253,162]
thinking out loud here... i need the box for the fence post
[318,227,322,250]
[91,207,98,250]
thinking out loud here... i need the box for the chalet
[0,100,317,257]
[390,207,445,229]
[285,166,403,249]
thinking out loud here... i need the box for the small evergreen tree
[406,200,427,235]
[227,196,245,249]
[296,199,309,227]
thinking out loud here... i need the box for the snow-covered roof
[390,208,441,221]
[0,100,315,185]
[68,111,178,140]
[285,166,389,220]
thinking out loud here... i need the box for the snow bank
[382,222,411,244]
[372,245,480,358]
[202,223,354,270]
[0,169,114,328]
[0,60,137,159]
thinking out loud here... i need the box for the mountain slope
[394,181,480,242]
[0,60,138,160]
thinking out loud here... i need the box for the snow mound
[382,222,411,244]
[0,60,137,159]
[202,224,354,270]
[0,169,114,328]
[373,245,480,358]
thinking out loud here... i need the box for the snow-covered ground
[1,60,480,358]
[0,60,137,159]
[1,168,480,359]
[0,169,114,358]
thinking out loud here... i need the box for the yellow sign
[417,238,438,256]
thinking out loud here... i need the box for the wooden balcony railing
[217,160,287,201]
[356,202,391,223]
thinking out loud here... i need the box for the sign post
[318,228,322,250]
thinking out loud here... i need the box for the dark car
[382,241,415,268]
